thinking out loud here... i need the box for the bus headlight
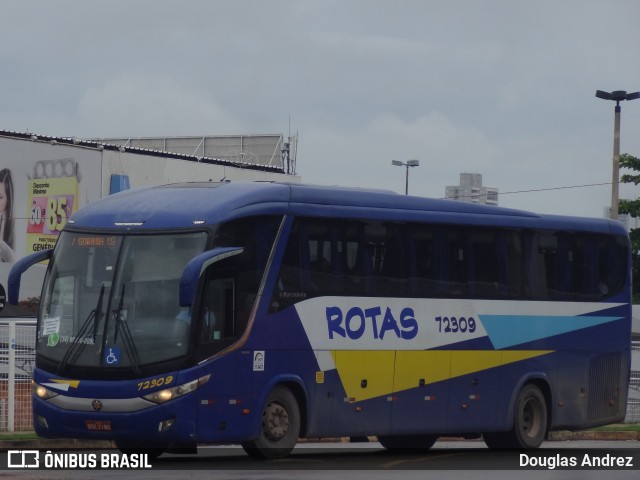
[33,382,59,400]
[143,375,210,404]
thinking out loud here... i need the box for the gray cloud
[1,0,639,217]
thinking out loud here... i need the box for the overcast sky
[2,0,640,218]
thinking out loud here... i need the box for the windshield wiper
[112,284,141,374]
[57,283,105,373]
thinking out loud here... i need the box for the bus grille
[587,353,623,421]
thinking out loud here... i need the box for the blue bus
[9,182,632,457]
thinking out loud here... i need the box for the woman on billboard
[0,168,16,262]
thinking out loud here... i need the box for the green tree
[618,153,640,302]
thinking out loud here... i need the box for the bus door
[190,252,255,440]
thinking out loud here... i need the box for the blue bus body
[11,182,631,456]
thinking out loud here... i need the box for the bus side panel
[195,347,320,443]
[308,367,340,437]
[389,377,450,434]
[390,350,453,434]
[195,350,256,443]
[445,362,500,432]
[322,350,393,437]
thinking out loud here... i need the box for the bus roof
[67,181,627,236]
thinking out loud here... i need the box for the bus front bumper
[32,394,197,448]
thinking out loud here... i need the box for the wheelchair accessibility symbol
[104,346,121,366]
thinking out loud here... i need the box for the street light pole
[391,159,420,195]
[595,90,640,219]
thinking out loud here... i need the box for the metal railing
[0,319,36,431]
[627,342,640,422]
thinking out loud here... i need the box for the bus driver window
[200,276,234,342]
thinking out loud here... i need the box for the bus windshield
[37,231,208,370]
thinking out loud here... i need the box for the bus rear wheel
[484,383,548,450]
[378,434,438,451]
[242,386,301,459]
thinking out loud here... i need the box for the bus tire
[242,385,301,459]
[484,383,547,450]
[378,434,438,451]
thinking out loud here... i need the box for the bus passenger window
[408,226,437,297]
[503,231,524,298]
[444,230,467,297]
[375,223,407,297]
[468,230,499,297]
[534,233,558,299]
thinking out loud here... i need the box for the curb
[1,432,638,450]
[0,438,115,450]
[548,430,640,441]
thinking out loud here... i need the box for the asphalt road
[3,440,640,480]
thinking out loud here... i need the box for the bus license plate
[85,420,112,432]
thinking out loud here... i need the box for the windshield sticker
[104,347,121,366]
[42,316,60,336]
[59,336,95,346]
[47,332,60,347]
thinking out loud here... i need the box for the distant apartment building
[445,173,498,206]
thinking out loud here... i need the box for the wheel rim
[520,396,543,439]
[263,401,290,441]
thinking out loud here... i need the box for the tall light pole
[391,159,420,195]
[595,89,640,219]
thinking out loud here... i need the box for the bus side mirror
[8,249,54,305]
[179,247,243,307]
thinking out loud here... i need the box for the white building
[445,173,498,206]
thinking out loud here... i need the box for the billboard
[0,132,300,316]
[26,174,79,253]
[0,138,102,313]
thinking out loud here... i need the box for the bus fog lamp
[37,415,49,429]
[158,418,176,432]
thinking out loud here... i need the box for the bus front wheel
[484,383,548,450]
[242,386,301,459]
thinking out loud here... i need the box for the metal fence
[627,342,640,423]
[0,319,36,431]
[0,319,639,431]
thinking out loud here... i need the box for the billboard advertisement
[0,138,102,314]
[0,133,298,317]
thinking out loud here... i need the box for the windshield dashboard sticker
[57,335,95,346]
[104,346,121,366]
[42,316,60,336]
[46,332,60,347]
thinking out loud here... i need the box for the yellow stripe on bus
[331,350,553,402]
